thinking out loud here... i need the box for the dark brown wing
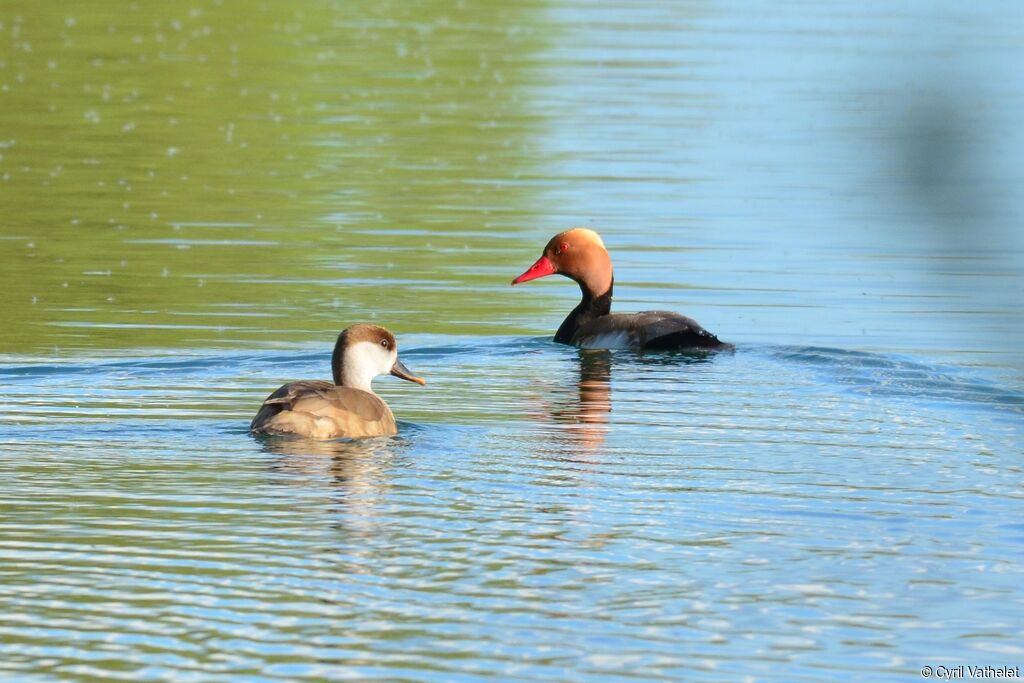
[574,311,732,351]
[250,380,331,431]
[250,381,396,438]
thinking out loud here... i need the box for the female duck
[251,324,425,439]
[512,228,731,351]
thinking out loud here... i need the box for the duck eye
[380,339,389,348]
[559,242,569,253]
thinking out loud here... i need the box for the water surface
[1,0,1022,680]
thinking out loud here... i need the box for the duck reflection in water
[545,349,613,459]
[259,435,405,534]
[543,349,724,461]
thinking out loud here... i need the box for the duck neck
[332,343,376,393]
[555,279,613,344]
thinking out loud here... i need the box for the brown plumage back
[250,380,398,438]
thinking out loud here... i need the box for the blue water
[2,0,1024,680]
[2,339,1021,680]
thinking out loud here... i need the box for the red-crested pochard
[512,228,732,351]
[251,324,425,439]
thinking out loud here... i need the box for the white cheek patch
[342,341,393,391]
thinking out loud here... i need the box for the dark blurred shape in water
[903,95,981,229]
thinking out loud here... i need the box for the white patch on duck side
[340,341,395,392]
[576,329,634,350]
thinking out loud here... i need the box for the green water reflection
[1,0,556,353]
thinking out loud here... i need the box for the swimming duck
[512,228,732,351]
[250,324,425,439]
